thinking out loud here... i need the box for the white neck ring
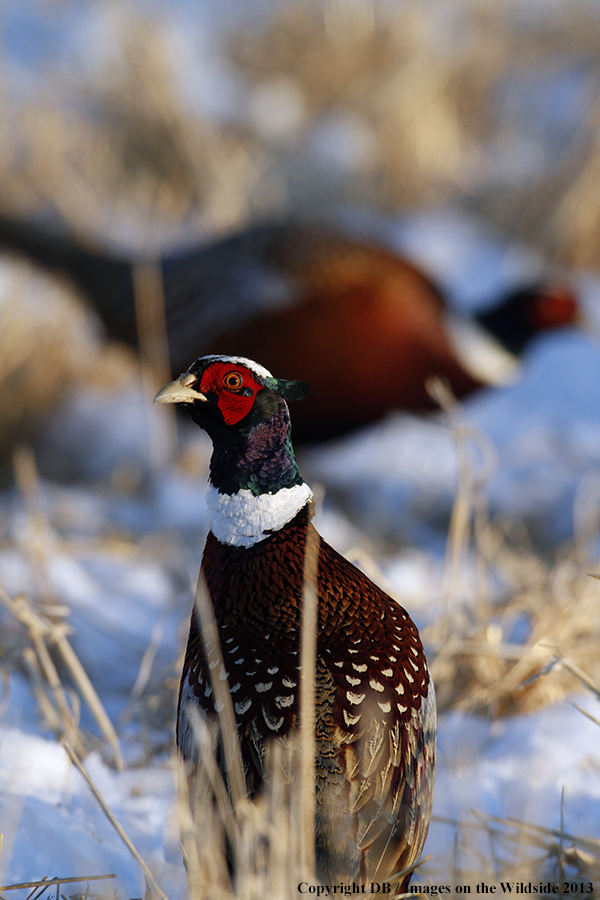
[206,483,313,547]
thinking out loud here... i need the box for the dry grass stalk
[180,720,318,900]
[8,446,126,768]
[182,587,317,898]
[417,383,600,715]
[119,617,166,724]
[62,742,168,900]
[192,571,247,809]
[572,702,600,729]
[133,260,178,473]
[427,378,496,622]
[545,652,600,701]
[380,854,434,895]
[21,645,66,737]
[176,752,208,896]
[132,261,172,389]
[0,588,84,755]
[299,505,320,875]
[13,445,57,604]
[0,586,124,770]
[428,532,600,714]
[428,809,600,890]
[558,788,566,893]
[480,813,600,866]
[177,508,326,899]
[0,873,116,893]
[55,625,125,771]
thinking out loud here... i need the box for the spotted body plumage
[155,354,436,887]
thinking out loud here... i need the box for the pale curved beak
[153,375,207,406]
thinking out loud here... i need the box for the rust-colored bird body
[155,354,436,887]
[179,508,435,883]
[0,214,578,442]
[198,229,480,438]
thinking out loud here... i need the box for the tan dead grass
[1,4,600,253]
[0,5,599,883]
[0,426,599,892]
[0,335,598,893]
[2,2,600,454]
[423,380,600,717]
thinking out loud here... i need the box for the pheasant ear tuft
[269,378,309,402]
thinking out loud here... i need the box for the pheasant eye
[224,372,243,390]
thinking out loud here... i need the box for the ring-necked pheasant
[154,354,436,887]
[0,213,578,441]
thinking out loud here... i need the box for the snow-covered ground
[0,208,599,898]
[0,220,600,900]
[1,0,600,890]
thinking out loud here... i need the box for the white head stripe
[199,355,274,381]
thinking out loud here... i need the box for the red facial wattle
[532,289,578,330]
[199,362,263,425]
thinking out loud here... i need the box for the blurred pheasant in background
[154,354,437,887]
[0,212,578,442]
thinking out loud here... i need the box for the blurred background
[1,0,600,896]
[2,0,600,252]
[2,0,600,475]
